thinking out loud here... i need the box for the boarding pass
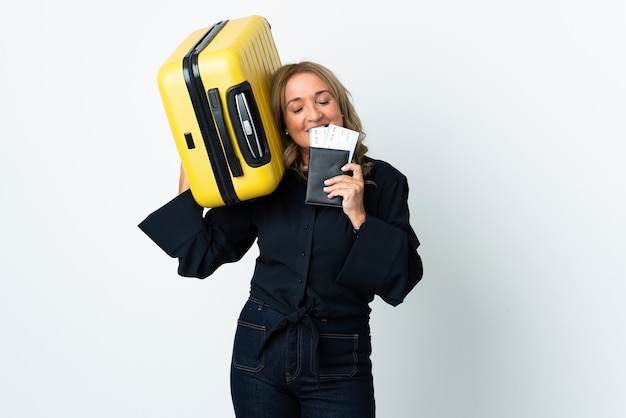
[309,124,359,163]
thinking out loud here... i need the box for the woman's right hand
[178,164,190,194]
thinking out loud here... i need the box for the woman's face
[283,71,344,164]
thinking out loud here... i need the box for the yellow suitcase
[157,16,284,207]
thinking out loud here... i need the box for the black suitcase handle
[227,82,272,167]
[208,88,244,177]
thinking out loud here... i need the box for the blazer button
[301,251,306,257]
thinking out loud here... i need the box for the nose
[305,104,323,122]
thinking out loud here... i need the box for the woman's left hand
[323,162,367,229]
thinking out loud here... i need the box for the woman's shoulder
[364,156,408,184]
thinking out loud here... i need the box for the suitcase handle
[208,88,244,177]
[227,82,272,167]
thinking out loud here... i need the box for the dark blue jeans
[230,297,375,417]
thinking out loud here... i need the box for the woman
[139,61,423,417]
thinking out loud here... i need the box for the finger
[342,163,363,180]
[324,180,362,199]
[325,163,362,186]
[324,175,357,188]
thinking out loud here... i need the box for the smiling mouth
[307,124,328,132]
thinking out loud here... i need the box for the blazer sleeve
[335,167,423,306]
[138,190,257,279]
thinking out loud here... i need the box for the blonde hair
[270,61,372,179]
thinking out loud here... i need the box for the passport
[305,147,350,207]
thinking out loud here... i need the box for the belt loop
[249,297,265,311]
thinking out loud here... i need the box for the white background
[1,1,625,417]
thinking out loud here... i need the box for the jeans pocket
[233,320,266,373]
[317,333,359,378]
